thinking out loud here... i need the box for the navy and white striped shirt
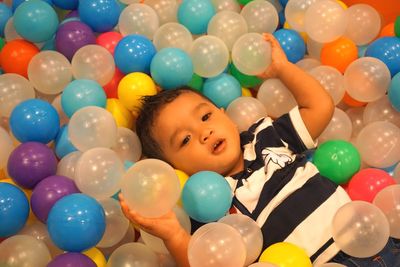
[224,107,351,265]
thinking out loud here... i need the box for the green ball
[395,16,400,38]
[0,38,5,52]
[313,140,361,185]
[237,0,254,5]
[229,63,263,88]
[187,73,204,92]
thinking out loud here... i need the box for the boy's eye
[202,112,211,121]
[182,135,191,146]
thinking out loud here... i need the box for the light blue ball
[10,99,60,144]
[47,193,106,252]
[182,171,232,223]
[203,73,242,109]
[61,79,106,118]
[0,183,29,237]
[55,125,77,159]
[273,29,306,63]
[114,34,156,74]
[150,48,193,90]
[13,0,59,43]
[0,3,12,36]
[52,0,78,10]
[78,0,120,33]
[389,72,400,112]
[365,37,400,77]
[177,0,215,35]
[12,0,53,11]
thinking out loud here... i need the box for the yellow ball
[0,169,8,180]
[106,98,134,129]
[117,72,157,111]
[336,0,348,10]
[174,169,189,207]
[83,247,107,267]
[259,242,312,267]
[241,87,252,97]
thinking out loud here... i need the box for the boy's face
[152,92,243,176]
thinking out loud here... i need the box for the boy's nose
[200,129,213,143]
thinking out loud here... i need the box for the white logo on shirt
[262,148,293,169]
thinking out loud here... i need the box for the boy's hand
[258,33,289,79]
[119,193,185,242]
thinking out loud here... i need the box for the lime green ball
[313,140,361,185]
[237,0,253,5]
[187,73,204,92]
[229,63,263,88]
[395,16,400,38]
[0,38,5,52]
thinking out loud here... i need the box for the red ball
[96,31,123,55]
[347,168,396,202]
[103,68,124,98]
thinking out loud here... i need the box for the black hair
[135,88,212,161]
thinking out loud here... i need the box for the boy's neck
[224,152,244,177]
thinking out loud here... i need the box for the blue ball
[55,125,77,159]
[0,3,12,36]
[41,35,56,51]
[114,34,156,74]
[150,48,194,90]
[10,99,60,144]
[177,0,215,35]
[203,73,242,109]
[279,0,289,7]
[273,29,306,63]
[389,72,400,112]
[0,183,29,237]
[13,0,59,43]
[182,171,232,223]
[47,193,106,252]
[61,79,106,118]
[365,37,400,77]
[78,0,120,33]
[52,0,78,10]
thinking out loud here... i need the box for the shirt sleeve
[272,106,317,154]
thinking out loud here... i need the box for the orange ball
[380,22,395,37]
[0,39,39,78]
[343,92,367,107]
[320,37,358,73]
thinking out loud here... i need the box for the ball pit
[0,0,399,266]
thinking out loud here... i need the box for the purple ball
[55,20,96,60]
[7,142,58,189]
[31,175,80,223]
[47,252,96,267]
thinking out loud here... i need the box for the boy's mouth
[213,139,226,154]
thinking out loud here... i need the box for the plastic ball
[112,127,142,163]
[332,201,390,258]
[313,140,360,184]
[47,193,106,252]
[308,66,345,105]
[114,34,157,74]
[103,69,124,99]
[145,0,178,25]
[177,0,215,35]
[61,79,107,118]
[188,222,246,267]
[107,242,158,267]
[9,99,60,144]
[0,183,29,237]
[203,73,242,109]
[211,0,240,13]
[117,72,157,111]
[345,107,365,138]
[56,151,81,179]
[182,171,232,223]
[355,121,400,168]
[0,235,51,266]
[240,0,278,34]
[347,168,396,202]
[78,0,121,33]
[304,0,347,43]
[121,159,181,218]
[13,0,58,43]
[118,3,159,39]
[0,39,39,78]
[51,95,69,127]
[365,37,400,77]
[389,72,400,112]
[96,31,123,55]
[68,106,118,151]
[229,63,263,88]
[150,48,193,90]
[273,29,306,63]
[153,22,193,53]
[0,127,13,169]
[0,3,12,36]
[106,99,134,129]
[27,50,72,95]
[190,35,229,78]
[207,11,248,51]
[259,242,312,267]
[363,96,400,128]
[0,73,35,118]
[82,247,107,267]
[52,0,79,10]
[344,57,391,103]
[30,175,79,223]
[232,33,271,76]
[373,185,400,239]
[187,73,204,91]
[344,4,381,45]
[55,21,96,61]
[318,108,352,143]
[320,37,358,74]
[48,253,96,267]
[284,0,318,32]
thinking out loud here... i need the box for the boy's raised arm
[260,33,335,140]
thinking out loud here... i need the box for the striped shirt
[225,107,351,265]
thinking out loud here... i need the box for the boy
[118,34,392,266]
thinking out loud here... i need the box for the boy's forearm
[164,228,191,267]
